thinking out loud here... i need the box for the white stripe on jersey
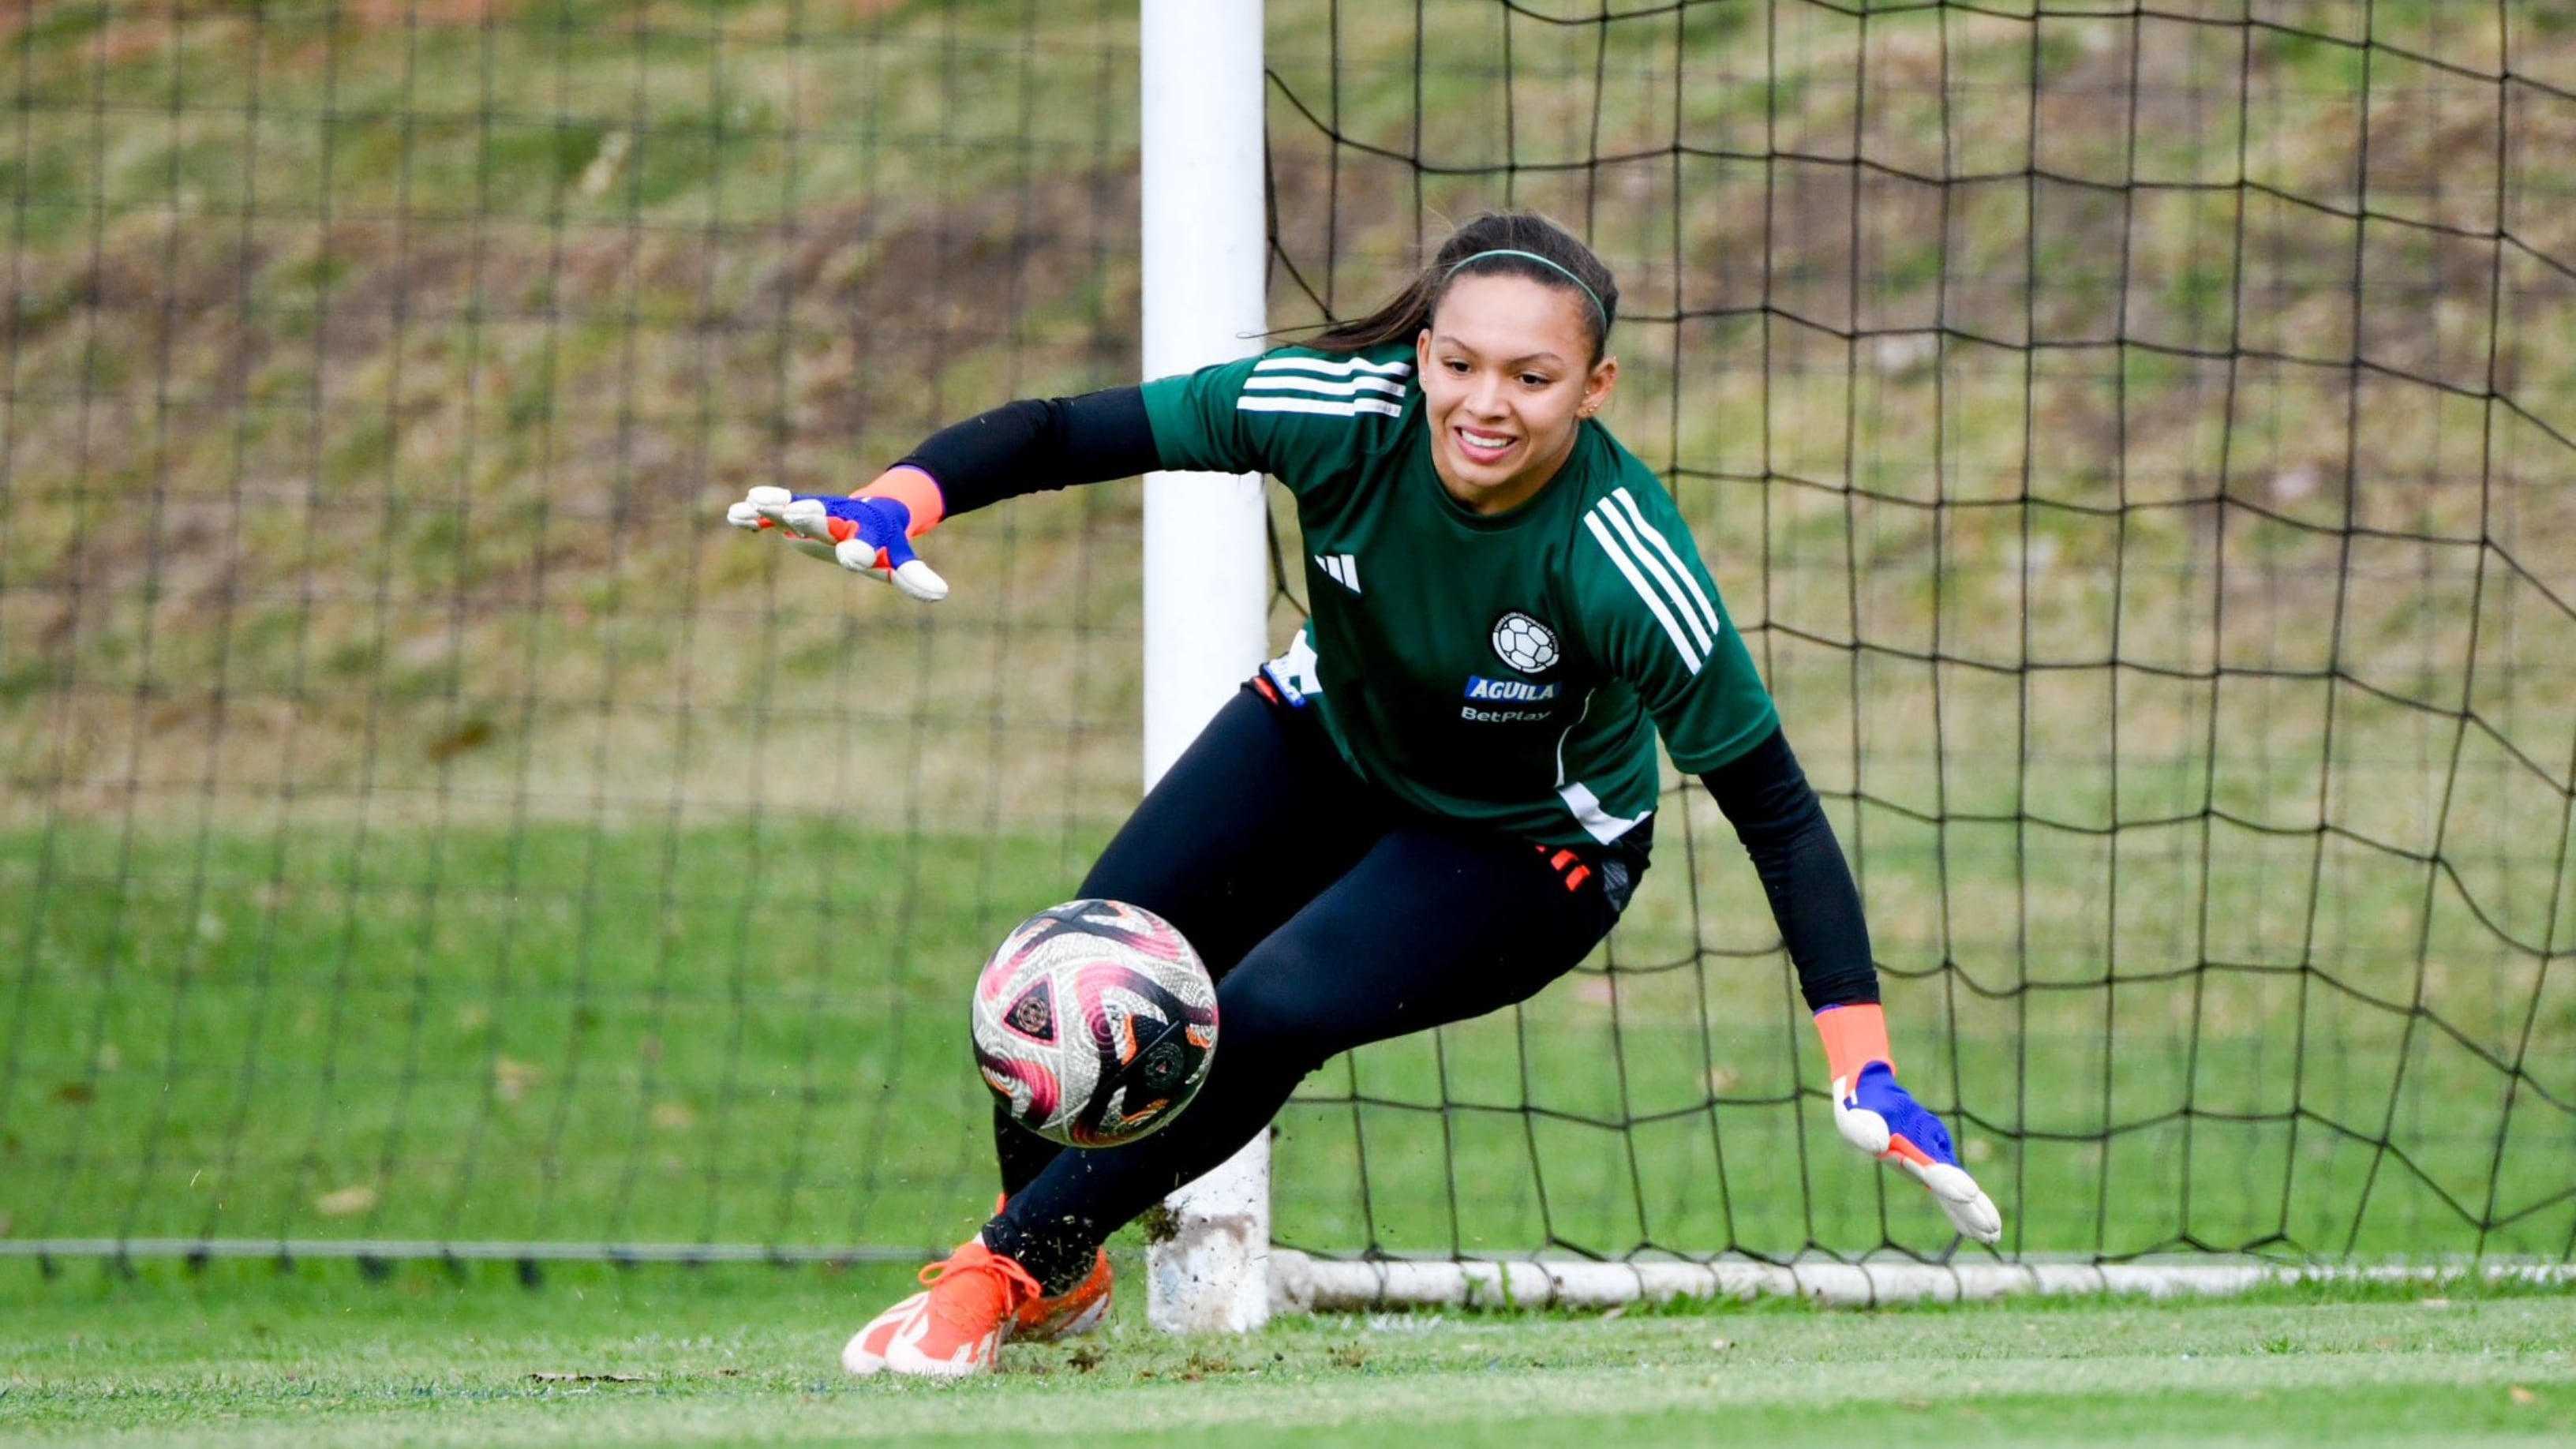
[1558,781,1652,844]
[1236,395,1403,418]
[1252,355,1414,380]
[1608,488,1723,642]
[1243,373,1406,399]
[1551,687,1597,788]
[1582,508,1703,676]
[1595,498,1713,653]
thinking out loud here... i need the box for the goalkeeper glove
[1815,1002,2002,1245]
[725,468,950,601]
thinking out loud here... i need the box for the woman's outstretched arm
[724,387,1163,597]
[1702,727,2003,1245]
[893,387,1163,516]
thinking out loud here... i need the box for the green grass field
[3,1260,2573,1447]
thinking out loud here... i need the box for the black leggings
[979,683,1646,1292]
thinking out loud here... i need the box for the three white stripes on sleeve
[1582,488,1724,676]
[1236,355,1410,418]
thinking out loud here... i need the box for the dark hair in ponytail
[1310,212,1619,365]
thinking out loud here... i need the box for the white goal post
[1139,0,1274,1335]
[1268,1252,2576,1312]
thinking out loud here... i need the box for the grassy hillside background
[2,2,2572,1266]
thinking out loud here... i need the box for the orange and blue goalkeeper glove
[725,468,949,601]
[1816,1003,2002,1245]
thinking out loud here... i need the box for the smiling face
[1416,272,1618,515]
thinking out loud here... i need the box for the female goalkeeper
[728,212,2001,1379]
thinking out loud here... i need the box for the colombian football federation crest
[1490,611,1560,675]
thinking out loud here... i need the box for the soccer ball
[971,899,1219,1148]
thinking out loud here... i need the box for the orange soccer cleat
[1013,1246,1113,1342]
[837,1286,926,1376]
[839,1239,1042,1379]
[985,1193,1114,1343]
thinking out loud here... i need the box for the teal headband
[1443,248,1610,331]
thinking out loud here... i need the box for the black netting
[1264,0,2576,1265]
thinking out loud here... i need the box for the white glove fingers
[1904,1160,2004,1245]
[1832,1093,1892,1158]
[832,538,948,601]
[834,536,888,578]
[889,558,950,602]
[732,485,795,530]
[759,496,835,542]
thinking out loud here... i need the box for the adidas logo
[1314,553,1361,593]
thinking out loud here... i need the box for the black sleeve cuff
[896,387,1163,517]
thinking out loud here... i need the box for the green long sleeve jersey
[1140,343,1779,850]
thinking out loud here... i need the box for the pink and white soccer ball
[971,899,1219,1148]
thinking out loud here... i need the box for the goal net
[1260,0,2576,1279]
[2,2,2569,1284]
